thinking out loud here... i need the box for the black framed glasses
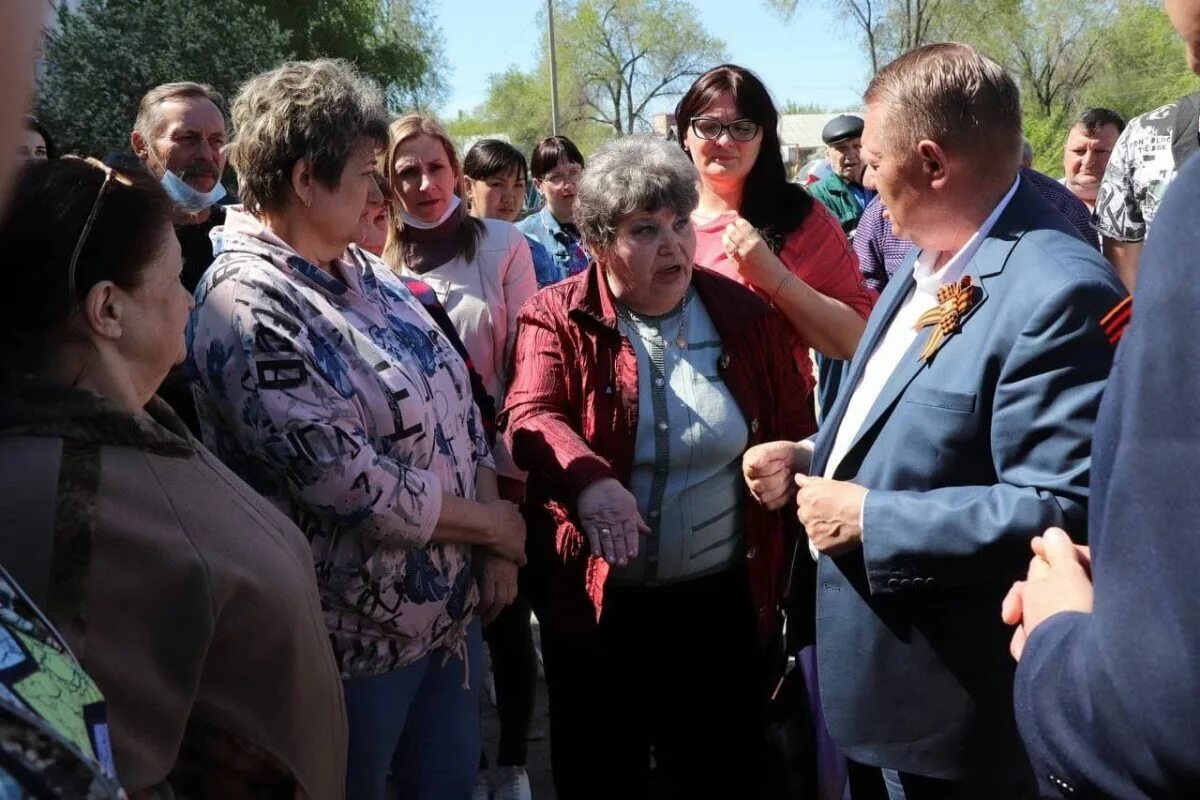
[689,117,761,142]
[64,156,133,302]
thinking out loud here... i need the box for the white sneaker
[492,766,531,800]
[471,771,491,800]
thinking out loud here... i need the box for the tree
[449,0,724,157]
[554,0,727,135]
[763,0,985,75]
[1082,0,1199,122]
[255,0,449,112]
[37,0,290,157]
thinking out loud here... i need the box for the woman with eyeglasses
[0,157,347,797]
[516,135,589,284]
[676,65,876,418]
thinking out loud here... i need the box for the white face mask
[400,195,462,230]
[160,168,227,213]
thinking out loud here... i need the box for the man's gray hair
[227,59,388,214]
[134,82,226,140]
[574,135,699,250]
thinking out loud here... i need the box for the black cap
[822,114,864,145]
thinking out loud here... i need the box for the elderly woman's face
[113,222,193,384]
[683,91,763,190]
[308,137,381,253]
[601,207,696,316]
[356,178,389,256]
[392,134,458,224]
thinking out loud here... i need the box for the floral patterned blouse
[187,208,492,678]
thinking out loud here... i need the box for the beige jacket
[0,384,347,799]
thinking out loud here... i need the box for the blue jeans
[343,620,484,800]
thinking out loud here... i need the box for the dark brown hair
[464,139,529,182]
[529,135,584,179]
[675,64,812,248]
[0,158,174,374]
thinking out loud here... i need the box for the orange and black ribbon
[914,276,979,362]
[1100,296,1132,345]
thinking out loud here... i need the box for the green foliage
[1022,106,1071,176]
[767,0,1199,179]
[37,0,451,157]
[252,0,446,110]
[555,0,726,135]
[1081,0,1199,122]
[37,0,290,157]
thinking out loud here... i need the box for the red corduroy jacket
[500,263,817,642]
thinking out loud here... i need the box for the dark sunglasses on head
[689,117,761,142]
[63,156,134,303]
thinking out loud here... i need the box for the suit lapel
[822,178,1037,478]
[813,263,916,473]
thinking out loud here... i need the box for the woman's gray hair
[227,59,389,213]
[574,135,699,250]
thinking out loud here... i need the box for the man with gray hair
[130,81,229,293]
[744,42,1125,798]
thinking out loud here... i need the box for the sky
[436,0,871,122]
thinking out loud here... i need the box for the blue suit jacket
[811,176,1127,782]
[1014,154,1200,797]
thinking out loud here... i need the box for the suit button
[746,546,759,559]
[887,578,900,589]
[750,418,760,433]
[900,578,913,588]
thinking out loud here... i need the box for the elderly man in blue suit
[1003,1,1200,796]
[744,43,1126,798]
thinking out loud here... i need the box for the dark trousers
[540,568,766,800]
[881,769,1039,800]
[482,590,537,767]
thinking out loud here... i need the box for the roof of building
[779,110,867,149]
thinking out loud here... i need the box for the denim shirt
[516,207,589,285]
[525,234,560,289]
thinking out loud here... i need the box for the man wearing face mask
[131,81,229,293]
[127,82,228,432]
[808,114,875,240]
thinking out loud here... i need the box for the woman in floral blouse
[186,59,525,800]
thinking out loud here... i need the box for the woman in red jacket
[501,135,812,800]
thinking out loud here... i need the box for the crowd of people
[1,0,1200,798]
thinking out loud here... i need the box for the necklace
[617,289,692,351]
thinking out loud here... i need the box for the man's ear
[81,281,124,342]
[130,129,148,161]
[917,139,950,190]
[291,157,314,208]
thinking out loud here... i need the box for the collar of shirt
[911,174,1021,297]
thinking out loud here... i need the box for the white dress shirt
[810,177,1021,559]
[824,176,1020,479]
